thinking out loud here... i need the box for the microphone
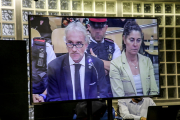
[87,56,100,98]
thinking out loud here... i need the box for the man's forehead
[67,39,84,43]
[66,30,86,42]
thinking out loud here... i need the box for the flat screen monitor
[29,15,160,104]
[147,105,180,120]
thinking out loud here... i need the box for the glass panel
[36,11,46,15]
[166,51,175,62]
[2,0,12,6]
[160,63,165,74]
[61,12,70,16]
[48,0,57,9]
[28,80,30,92]
[168,88,176,98]
[176,40,180,50]
[159,27,163,38]
[165,4,172,13]
[166,39,174,50]
[167,63,176,74]
[123,2,131,13]
[178,63,180,74]
[176,28,180,38]
[177,52,180,62]
[2,23,14,36]
[72,0,81,10]
[160,76,165,86]
[84,13,93,16]
[36,0,46,9]
[158,88,166,99]
[2,37,15,40]
[84,1,92,11]
[23,24,28,36]
[144,15,153,18]
[27,52,29,64]
[165,16,173,25]
[178,88,180,98]
[175,4,180,13]
[123,14,132,17]
[24,38,29,50]
[159,51,164,62]
[95,2,104,12]
[133,15,143,17]
[49,12,59,15]
[167,76,176,86]
[60,0,69,10]
[95,14,105,17]
[166,28,174,38]
[2,9,13,21]
[133,3,141,13]
[29,107,34,120]
[23,11,33,22]
[72,13,82,16]
[106,14,116,17]
[106,2,115,13]
[23,0,33,8]
[176,16,180,25]
[144,3,152,13]
[155,4,162,13]
[156,16,163,25]
[159,39,164,50]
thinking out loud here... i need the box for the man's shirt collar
[129,98,144,105]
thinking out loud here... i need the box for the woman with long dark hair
[109,21,158,97]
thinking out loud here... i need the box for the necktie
[74,64,82,100]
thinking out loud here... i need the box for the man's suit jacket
[47,53,109,101]
[110,51,159,97]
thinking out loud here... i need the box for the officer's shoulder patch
[104,38,114,43]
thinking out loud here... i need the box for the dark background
[0,40,28,120]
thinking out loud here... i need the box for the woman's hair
[64,22,89,44]
[122,21,143,51]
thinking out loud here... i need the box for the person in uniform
[86,18,121,97]
[31,37,56,102]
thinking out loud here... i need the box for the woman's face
[124,30,142,55]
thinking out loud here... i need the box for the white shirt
[133,74,143,96]
[46,42,56,65]
[69,54,85,100]
[89,37,121,60]
[118,98,156,120]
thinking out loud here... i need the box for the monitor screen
[29,15,160,104]
[147,105,180,120]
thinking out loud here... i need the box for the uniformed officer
[87,18,121,97]
[31,37,56,102]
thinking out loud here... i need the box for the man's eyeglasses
[66,43,84,48]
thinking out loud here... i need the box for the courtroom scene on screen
[29,16,160,103]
